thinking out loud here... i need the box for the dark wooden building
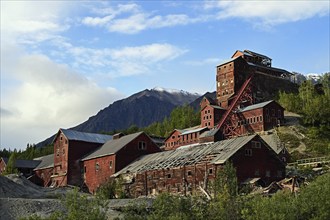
[0,157,41,177]
[81,131,161,193]
[114,134,285,198]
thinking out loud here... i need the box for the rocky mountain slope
[72,87,200,133]
[36,88,202,147]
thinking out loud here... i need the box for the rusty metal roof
[113,134,257,176]
[238,100,274,112]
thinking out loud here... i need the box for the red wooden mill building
[19,49,293,197]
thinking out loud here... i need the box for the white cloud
[51,39,188,76]
[1,1,71,43]
[81,2,202,34]
[1,52,123,149]
[206,1,329,28]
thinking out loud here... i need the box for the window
[167,174,172,179]
[109,161,113,169]
[208,110,210,113]
[95,163,100,171]
[209,168,213,174]
[245,149,252,156]
[252,141,261,148]
[138,141,146,150]
[56,148,60,157]
[278,110,282,117]
[253,117,256,123]
[187,171,192,176]
[62,149,65,155]
[172,136,175,139]
[65,140,68,144]
[260,116,263,122]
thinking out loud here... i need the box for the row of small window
[165,168,214,179]
[203,115,212,120]
[221,89,234,96]
[255,170,283,178]
[204,109,211,114]
[217,79,234,88]
[237,116,263,126]
[204,122,211,127]
[87,160,113,172]
[218,63,232,71]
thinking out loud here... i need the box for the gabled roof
[33,154,54,170]
[217,56,244,67]
[164,129,185,142]
[113,135,257,176]
[1,157,41,169]
[201,96,217,105]
[238,100,279,112]
[82,131,145,161]
[54,128,113,144]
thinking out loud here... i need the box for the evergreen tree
[3,150,19,175]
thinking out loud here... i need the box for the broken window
[109,161,113,169]
[245,149,252,156]
[95,163,100,171]
[187,171,192,176]
[209,168,213,174]
[252,141,261,148]
[138,141,146,150]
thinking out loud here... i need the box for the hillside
[72,88,200,133]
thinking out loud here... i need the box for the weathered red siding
[83,133,160,193]
[52,131,103,187]
[83,154,116,193]
[34,167,54,187]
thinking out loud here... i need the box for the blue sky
[1,1,329,150]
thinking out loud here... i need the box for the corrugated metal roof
[33,154,54,170]
[1,157,41,169]
[114,135,257,176]
[60,128,113,144]
[238,100,274,112]
[244,50,271,60]
[82,132,144,161]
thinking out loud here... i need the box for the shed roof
[210,105,226,110]
[33,154,54,170]
[82,132,145,161]
[56,128,113,144]
[1,157,41,169]
[181,127,208,135]
[114,135,257,176]
[238,100,274,112]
